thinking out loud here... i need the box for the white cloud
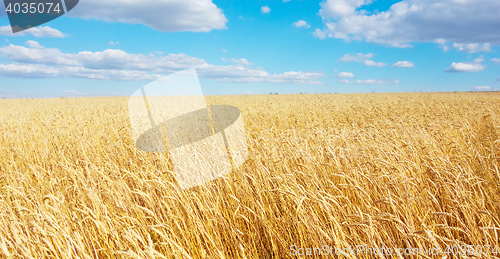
[261,6,271,13]
[315,0,500,47]
[109,41,119,46]
[453,43,491,53]
[26,40,44,49]
[0,63,162,81]
[230,58,254,66]
[313,29,328,39]
[339,53,373,62]
[338,53,387,67]
[0,42,79,66]
[435,39,446,45]
[392,61,415,68]
[363,60,386,67]
[0,25,66,38]
[445,57,486,73]
[293,20,311,28]
[492,58,500,65]
[436,39,490,54]
[0,63,60,78]
[474,86,490,91]
[339,79,399,85]
[337,72,354,78]
[221,49,227,53]
[319,0,372,19]
[0,41,325,84]
[67,0,227,32]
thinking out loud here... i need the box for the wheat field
[0,92,499,258]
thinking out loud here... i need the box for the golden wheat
[0,92,499,258]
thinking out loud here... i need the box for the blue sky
[0,0,499,98]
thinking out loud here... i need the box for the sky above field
[0,0,499,98]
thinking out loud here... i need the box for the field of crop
[0,92,499,258]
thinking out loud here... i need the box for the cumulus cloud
[313,29,327,39]
[67,0,227,32]
[315,0,500,47]
[230,58,254,66]
[453,43,491,53]
[492,58,500,65]
[392,61,415,68]
[363,60,387,67]
[0,42,79,66]
[434,39,446,45]
[338,79,399,85]
[26,40,44,49]
[293,20,311,28]
[336,72,354,78]
[338,53,387,67]
[319,0,371,19]
[0,25,66,38]
[474,86,490,91]
[0,41,325,84]
[0,63,163,81]
[261,6,271,13]
[445,57,486,73]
